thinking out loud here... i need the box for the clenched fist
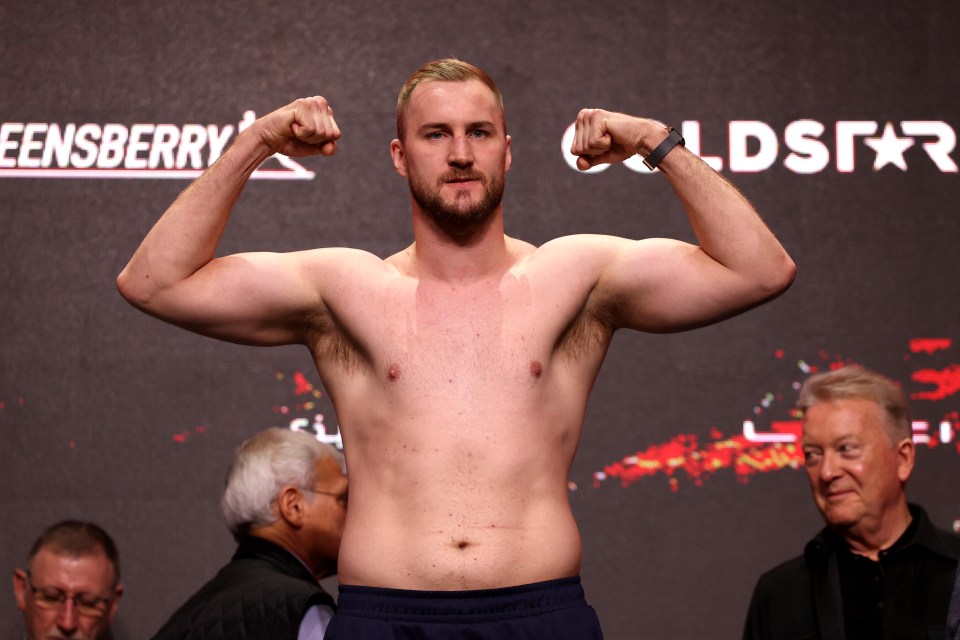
[570,109,668,171]
[255,96,341,158]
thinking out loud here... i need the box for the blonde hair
[396,58,504,140]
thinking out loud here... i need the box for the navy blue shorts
[325,576,604,639]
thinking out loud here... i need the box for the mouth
[823,488,854,501]
[442,172,484,185]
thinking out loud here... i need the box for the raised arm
[117,97,342,345]
[570,109,796,332]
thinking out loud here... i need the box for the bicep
[137,250,328,346]
[594,237,769,333]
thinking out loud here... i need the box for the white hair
[221,427,343,538]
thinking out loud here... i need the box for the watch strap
[642,128,685,170]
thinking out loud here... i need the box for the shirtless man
[118,59,795,638]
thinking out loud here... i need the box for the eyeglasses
[305,487,348,507]
[22,570,114,618]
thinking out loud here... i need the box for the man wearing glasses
[13,520,123,640]
[151,428,346,640]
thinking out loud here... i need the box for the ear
[504,134,512,173]
[107,583,124,622]
[391,139,408,177]
[12,569,28,611]
[896,437,915,483]
[276,486,306,528]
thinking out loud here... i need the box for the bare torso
[115,82,794,591]
[309,236,614,589]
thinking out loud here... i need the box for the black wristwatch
[642,128,685,171]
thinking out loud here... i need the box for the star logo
[864,122,915,171]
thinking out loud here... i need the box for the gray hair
[797,364,911,442]
[221,428,343,538]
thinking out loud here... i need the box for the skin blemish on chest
[529,360,543,378]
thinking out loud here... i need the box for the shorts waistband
[336,576,586,621]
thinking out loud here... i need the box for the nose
[818,451,842,483]
[447,134,474,168]
[57,599,79,634]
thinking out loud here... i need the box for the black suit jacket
[151,536,336,640]
[743,505,960,640]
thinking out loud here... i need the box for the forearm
[117,127,273,307]
[657,143,795,294]
[573,109,795,330]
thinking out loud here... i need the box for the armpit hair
[304,308,367,375]
[554,300,614,363]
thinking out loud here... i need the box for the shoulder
[912,503,960,559]
[285,247,402,302]
[745,553,822,640]
[534,233,627,255]
[293,246,392,273]
[751,553,812,595]
[519,234,628,275]
[527,234,696,283]
[932,525,960,558]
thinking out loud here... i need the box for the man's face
[391,79,511,232]
[13,547,122,640]
[301,456,349,578]
[801,398,914,536]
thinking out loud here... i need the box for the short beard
[409,169,505,233]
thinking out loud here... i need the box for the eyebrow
[417,120,498,134]
[801,433,860,448]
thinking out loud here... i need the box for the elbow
[763,253,797,298]
[116,267,155,310]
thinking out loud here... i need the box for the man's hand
[570,109,668,171]
[255,96,341,158]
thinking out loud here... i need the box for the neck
[248,528,328,580]
[839,499,912,561]
[408,202,512,282]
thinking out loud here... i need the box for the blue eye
[470,129,488,138]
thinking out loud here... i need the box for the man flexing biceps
[119,59,795,639]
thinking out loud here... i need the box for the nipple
[387,364,401,381]
[529,360,543,378]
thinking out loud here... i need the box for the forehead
[405,79,504,128]
[30,548,115,590]
[802,397,888,443]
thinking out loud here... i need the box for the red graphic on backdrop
[907,339,960,402]
[171,425,208,444]
[597,433,803,493]
[910,338,951,355]
[293,371,314,395]
[0,396,26,410]
[270,371,341,449]
[592,339,960,492]
[911,365,960,401]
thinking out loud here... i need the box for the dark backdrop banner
[2,1,958,639]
